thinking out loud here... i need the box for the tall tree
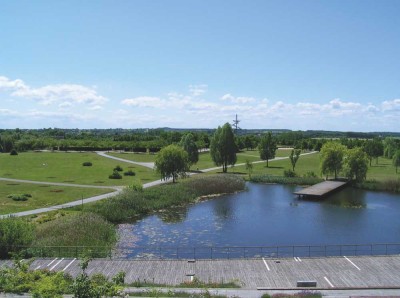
[363,139,384,166]
[320,142,346,179]
[179,133,199,167]
[258,132,277,167]
[344,147,369,182]
[393,150,400,174]
[289,149,301,171]
[210,123,237,173]
[155,145,189,183]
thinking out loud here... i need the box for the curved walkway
[1,151,318,218]
[96,151,154,169]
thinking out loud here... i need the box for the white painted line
[50,258,64,271]
[324,276,335,288]
[62,258,76,271]
[35,265,41,270]
[297,257,302,262]
[47,258,58,267]
[262,258,270,271]
[344,256,361,271]
[294,257,302,262]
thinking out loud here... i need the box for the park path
[1,151,318,218]
[96,151,154,169]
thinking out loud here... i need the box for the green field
[212,152,399,182]
[0,151,159,186]
[0,182,113,215]
[108,149,291,171]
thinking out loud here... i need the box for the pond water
[116,183,400,258]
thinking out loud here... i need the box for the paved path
[96,151,155,169]
[1,151,318,218]
[1,255,400,290]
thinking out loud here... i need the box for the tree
[344,147,369,182]
[393,150,400,174]
[210,123,237,173]
[289,149,301,171]
[155,145,189,183]
[245,159,253,178]
[258,132,277,167]
[320,142,346,179]
[363,139,384,166]
[179,133,199,167]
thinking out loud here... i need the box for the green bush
[303,171,318,178]
[250,174,322,185]
[124,170,136,176]
[283,169,296,177]
[0,218,35,259]
[7,193,31,201]
[113,165,123,172]
[108,170,122,179]
[82,162,93,166]
[10,149,18,155]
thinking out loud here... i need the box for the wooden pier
[294,180,348,198]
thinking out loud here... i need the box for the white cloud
[0,76,107,106]
[189,84,207,97]
[382,99,400,111]
[221,93,256,104]
[121,96,165,108]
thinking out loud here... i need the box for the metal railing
[2,243,400,260]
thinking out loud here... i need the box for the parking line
[47,258,58,267]
[344,256,361,271]
[62,258,76,271]
[35,265,41,270]
[262,258,270,271]
[294,257,302,262]
[324,276,335,288]
[50,258,64,271]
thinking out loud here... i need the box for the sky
[0,0,399,131]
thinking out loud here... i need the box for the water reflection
[325,187,367,208]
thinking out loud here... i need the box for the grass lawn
[366,157,400,181]
[0,151,159,186]
[0,181,113,215]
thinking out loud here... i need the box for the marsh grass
[33,212,117,249]
[250,175,322,185]
[90,175,246,223]
[357,178,400,193]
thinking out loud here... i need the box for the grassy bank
[89,174,246,223]
[250,175,323,185]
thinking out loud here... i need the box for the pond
[115,183,400,258]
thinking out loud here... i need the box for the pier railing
[4,243,400,260]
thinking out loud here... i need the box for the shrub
[7,194,30,201]
[10,149,18,155]
[126,182,143,192]
[304,171,318,178]
[284,169,296,177]
[109,170,122,179]
[82,162,93,166]
[113,165,123,172]
[0,218,35,258]
[124,170,136,176]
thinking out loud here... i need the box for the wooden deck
[294,181,348,198]
[2,255,400,289]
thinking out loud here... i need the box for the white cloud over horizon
[1,75,400,131]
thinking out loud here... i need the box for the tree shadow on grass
[264,166,284,169]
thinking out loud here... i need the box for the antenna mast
[232,114,241,133]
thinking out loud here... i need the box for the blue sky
[0,0,399,131]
